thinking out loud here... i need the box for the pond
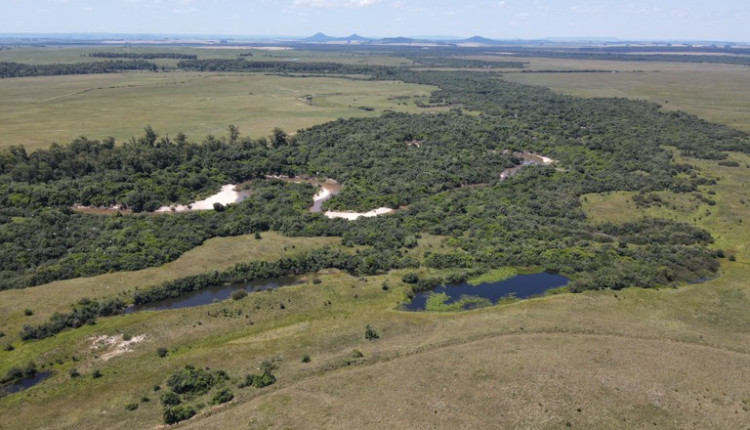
[1,372,52,396]
[126,276,300,313]
[404,272,569,311]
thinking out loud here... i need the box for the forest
[1,65,746,296]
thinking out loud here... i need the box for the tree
[227,124,240,144]
[270,127,288,147]
[140,125,158,146]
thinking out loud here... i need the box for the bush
[160,391,181,407]
[211,388,234,405]
[69,368,80,378]
[24,309,33,316]
[402,273,419,284]
[125,402,139,411]
[230,289,247,300]
[3,343,13,352]
[365,324,379,341]
[163,405,196,425]
[166,365,217,395]
[252,372,276,388]
[301,354,311,363]
[92,369,102,379]
[157,347,168,358]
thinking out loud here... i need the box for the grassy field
[3,153,750,429]
[0,232,339,338]
[0,46,413,66]
[0,71,438,151]
[3,54,750,429]
[497,58,750,132]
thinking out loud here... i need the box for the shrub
[69,368,80,378]
[157,347,168,358]
[301,354,311,363]
[365,324,379,341]
[230,289,247,300]
[163,405,196,425]
[166,365,217,395]
[125,402,139,411]
[92,369,102,379]
[3,343,13,352]
[252,372,276,388]
[211,388,234,405]
[401,273,419,284]
[24,309,33,316]
[160,391,181,407]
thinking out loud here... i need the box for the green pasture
[0,71,437,151]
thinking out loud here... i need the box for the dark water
[127,276,300,313]
[404,272,569,311]
[1,372,52,396]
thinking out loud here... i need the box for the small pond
[404,272,569,311]
[127,276,300,313]
[1,371,52,396]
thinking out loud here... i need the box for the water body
[404,272,569,311]
[0,372,52,396]
[127,276,299,313]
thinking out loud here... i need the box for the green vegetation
[1,44,750,429]
[424,292,492,311]
[467,268,517,286]
[0,72,439,151]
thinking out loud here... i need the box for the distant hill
[463,35,499,44]
[304,32,338,42]
[303,33,372,43]
[347,34,370,42]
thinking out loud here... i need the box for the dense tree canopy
[1,65,747,293]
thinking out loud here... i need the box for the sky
[1,0,748,42]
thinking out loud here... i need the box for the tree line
[0,60,158,78]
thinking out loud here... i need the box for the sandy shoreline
[155,184,243,213]
[324,207,395,220]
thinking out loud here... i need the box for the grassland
[3,152,750,429]
[0,46,413,66]
[3,51,750,429]
[497,58,750,132]
[0,71,438,151]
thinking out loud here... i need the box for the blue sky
[1,0,748,41]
